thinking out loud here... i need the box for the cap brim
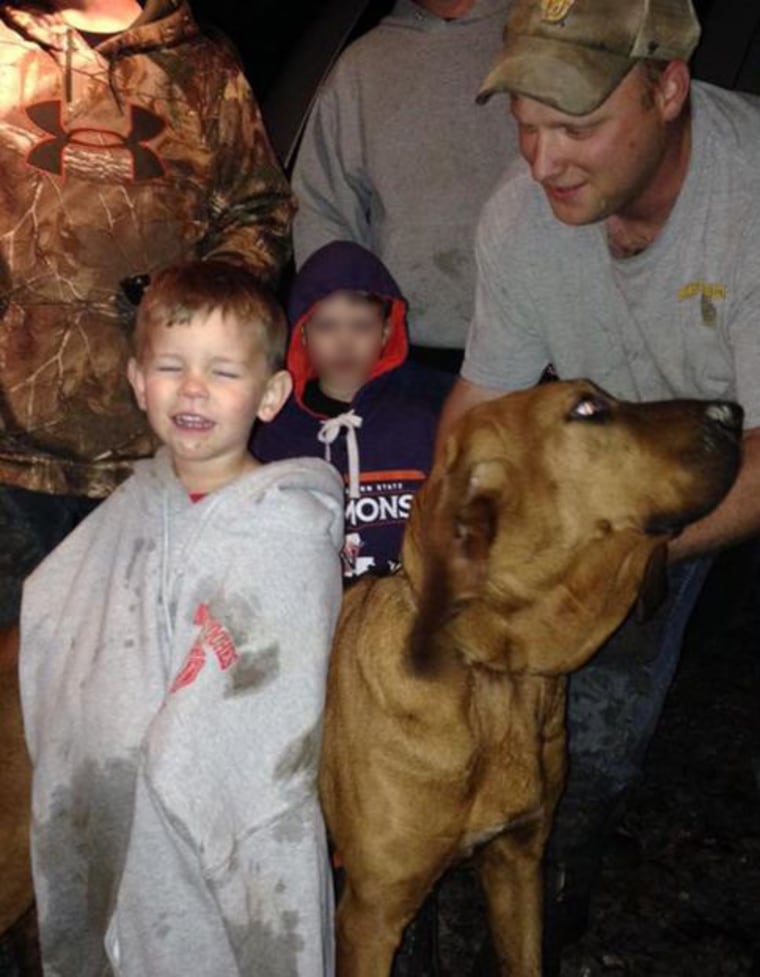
[476,32,635,116]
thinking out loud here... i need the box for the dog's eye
[568,395,612,422]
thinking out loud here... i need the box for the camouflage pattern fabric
[0,0,296,498]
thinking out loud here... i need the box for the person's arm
[669,428,760,562]
[436,377,506,453]
[291,60,373,265]
[671,215,760,560]
[435,185,551,451]
[198,55,297,285]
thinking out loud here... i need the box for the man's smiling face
[510,64,672,226]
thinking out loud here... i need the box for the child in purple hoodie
[253,242,436,579]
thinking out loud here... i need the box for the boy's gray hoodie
[20,450,344,977]
[292,0,517,349]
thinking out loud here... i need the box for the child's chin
[324,368,371,389]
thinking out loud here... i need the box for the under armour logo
[26,100,166,182]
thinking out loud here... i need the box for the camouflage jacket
[0,0,296,496]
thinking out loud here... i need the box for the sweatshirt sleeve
[461,179,551,392]
[197,52,297,286]
[107,510,342,976]
[291,60,373,266]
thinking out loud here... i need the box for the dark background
[187,0,760,177]
[190,0,760,111]
[191,0,392,100]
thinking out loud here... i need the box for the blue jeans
[545,557,713,903]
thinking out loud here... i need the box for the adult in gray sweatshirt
[293,0,517,354]
[20,450,344,977]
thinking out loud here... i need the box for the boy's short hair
[134,260,287,370]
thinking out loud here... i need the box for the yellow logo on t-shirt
[541,0,576,23]
[678,281,726,329]
[678,281,727,302]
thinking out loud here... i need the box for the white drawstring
[317,410,363,500]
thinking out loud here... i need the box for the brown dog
[319,380,742,977]
[0,625,34,937]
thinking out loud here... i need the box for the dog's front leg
[477,826,546,977]
[335,881,408,977]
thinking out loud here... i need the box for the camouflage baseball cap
[477,0,701,115]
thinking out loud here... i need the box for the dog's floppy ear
[431,454,507,599]
[408,450,508,675]
[636,542,669,621]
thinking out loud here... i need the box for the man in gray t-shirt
[439,0,760,970]
[463,81,760,425]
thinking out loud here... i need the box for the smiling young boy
[254,241,436,578]
[20,261,344,977]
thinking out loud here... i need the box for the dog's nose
[705,401,743,435]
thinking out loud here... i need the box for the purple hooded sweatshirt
[253,242,436,578]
